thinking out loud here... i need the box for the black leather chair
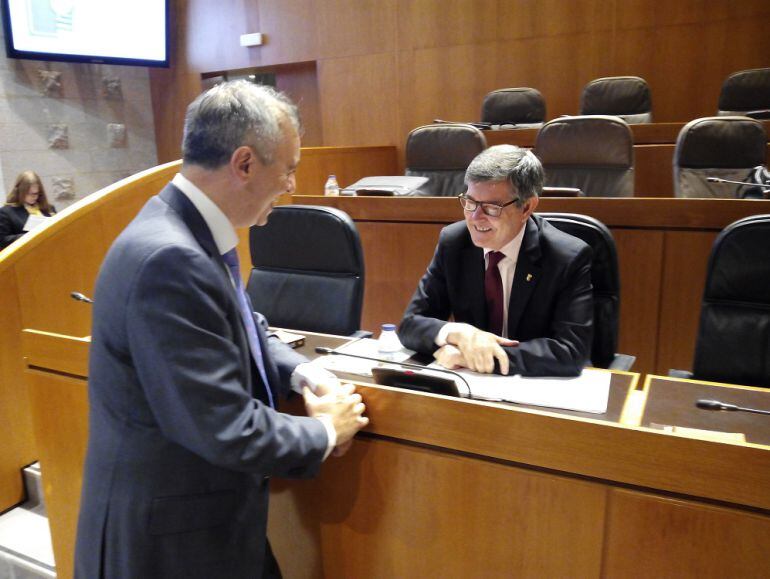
[480,87,546,127]
[718,67,770,118]
[405,123,487,197]
[580,76,652,124]
[535,115,634,197]
[673,116,767,198]
[246,205,367,336]
[539,213,635,371]
[670,215,770,387]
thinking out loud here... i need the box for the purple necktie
[222,249,275,408]
[485,251,505,337]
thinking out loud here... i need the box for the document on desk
[313,338,415,376]
[437,366,612,414]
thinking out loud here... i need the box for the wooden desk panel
[294,145,398,196]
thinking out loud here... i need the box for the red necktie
[485,251,505,336]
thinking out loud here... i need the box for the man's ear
[521,195,539,219]
[231,146,254,179]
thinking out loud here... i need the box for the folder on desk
[341,176,428,196]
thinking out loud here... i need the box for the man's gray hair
[464,144,544,202]
[182,80,300,169]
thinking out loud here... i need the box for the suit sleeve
[398,237,451,355]
[504,244,593,377]
[0,207,24,250]
[125,244,328,478]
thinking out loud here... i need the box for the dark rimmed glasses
[458,193,520,217]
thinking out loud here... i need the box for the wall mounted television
[1,0,169,67]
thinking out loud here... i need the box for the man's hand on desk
[444,323,518,375]
[303,382,368,456]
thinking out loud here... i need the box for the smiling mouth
[474,225,492,233]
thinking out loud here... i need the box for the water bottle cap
[328,174,336,178]
[381,323,396,331]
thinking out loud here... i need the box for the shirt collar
[172,173,238,254]
[483,220,527,262]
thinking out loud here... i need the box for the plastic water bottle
[377,323,403,357]
[324,174,340,196]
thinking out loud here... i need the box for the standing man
[399,145,593,377]
[75,81,368,578]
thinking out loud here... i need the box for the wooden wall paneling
[396,0,498,51]
[317,53,401,147]
[398,43,497,138]
[655,230,718,374]
[603,488,770,578]
[256,0,318,65]
[294,146,399,195]
[270,437,607,578]
[497,0,615,41]
[357,221,444,331]
[25,370,88,579]
[612,228,664,376]
[273,62,323,146]
[0,270,32,510]
[316,0,396,59]
[634,144,675,197]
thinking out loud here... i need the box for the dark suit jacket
[75,184,328,578]
[399,215,593,376]
[0,204,55,249]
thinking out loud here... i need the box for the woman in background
[0,171,56,250]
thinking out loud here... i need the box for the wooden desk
[484,121,770,198]
[300,195,770,377]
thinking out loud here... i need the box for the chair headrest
[718,67,770,113]
[249,205,362,273]
[580,76,651,116]
[535,115,633,167]
[481,88,546,124]
[675,116,767,168]
[406,124,487,170]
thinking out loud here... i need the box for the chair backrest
[246,205,365,335]
[691,214,770,387]
[534,115,634,197]
[580,76,652,124]
[405,123,487,197]
[539,213,619,369]
[673,116,767,198]
[480,88,546,127]
[717,67,770,116]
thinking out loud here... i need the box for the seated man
[398,145,593,377]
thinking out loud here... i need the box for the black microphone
[314,346,477,399]
[696,398,770,416]
[70,291,93,304]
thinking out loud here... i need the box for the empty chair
[539,213,634,371]
[481,88,546,128]
[580,76,652,124]
[673,116,767,198]
[534,115,634,197]
[405,123,487,197]
[718,67,770,118]
[246,205,366,336]
[670,215,770,387]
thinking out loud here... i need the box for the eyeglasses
[458,194,520,217]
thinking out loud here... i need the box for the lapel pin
[526,273,533,282]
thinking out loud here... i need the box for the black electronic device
[1,0,170,67]
[371,367,460,397]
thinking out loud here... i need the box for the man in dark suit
[74,81,368,578]
[399,145,593,377]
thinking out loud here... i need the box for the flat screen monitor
[1,0,170,67]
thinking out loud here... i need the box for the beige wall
[151,0,770,164]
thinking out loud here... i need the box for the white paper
[23,214,48,232]
[430,365,612,414]
[312,338,415,377]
